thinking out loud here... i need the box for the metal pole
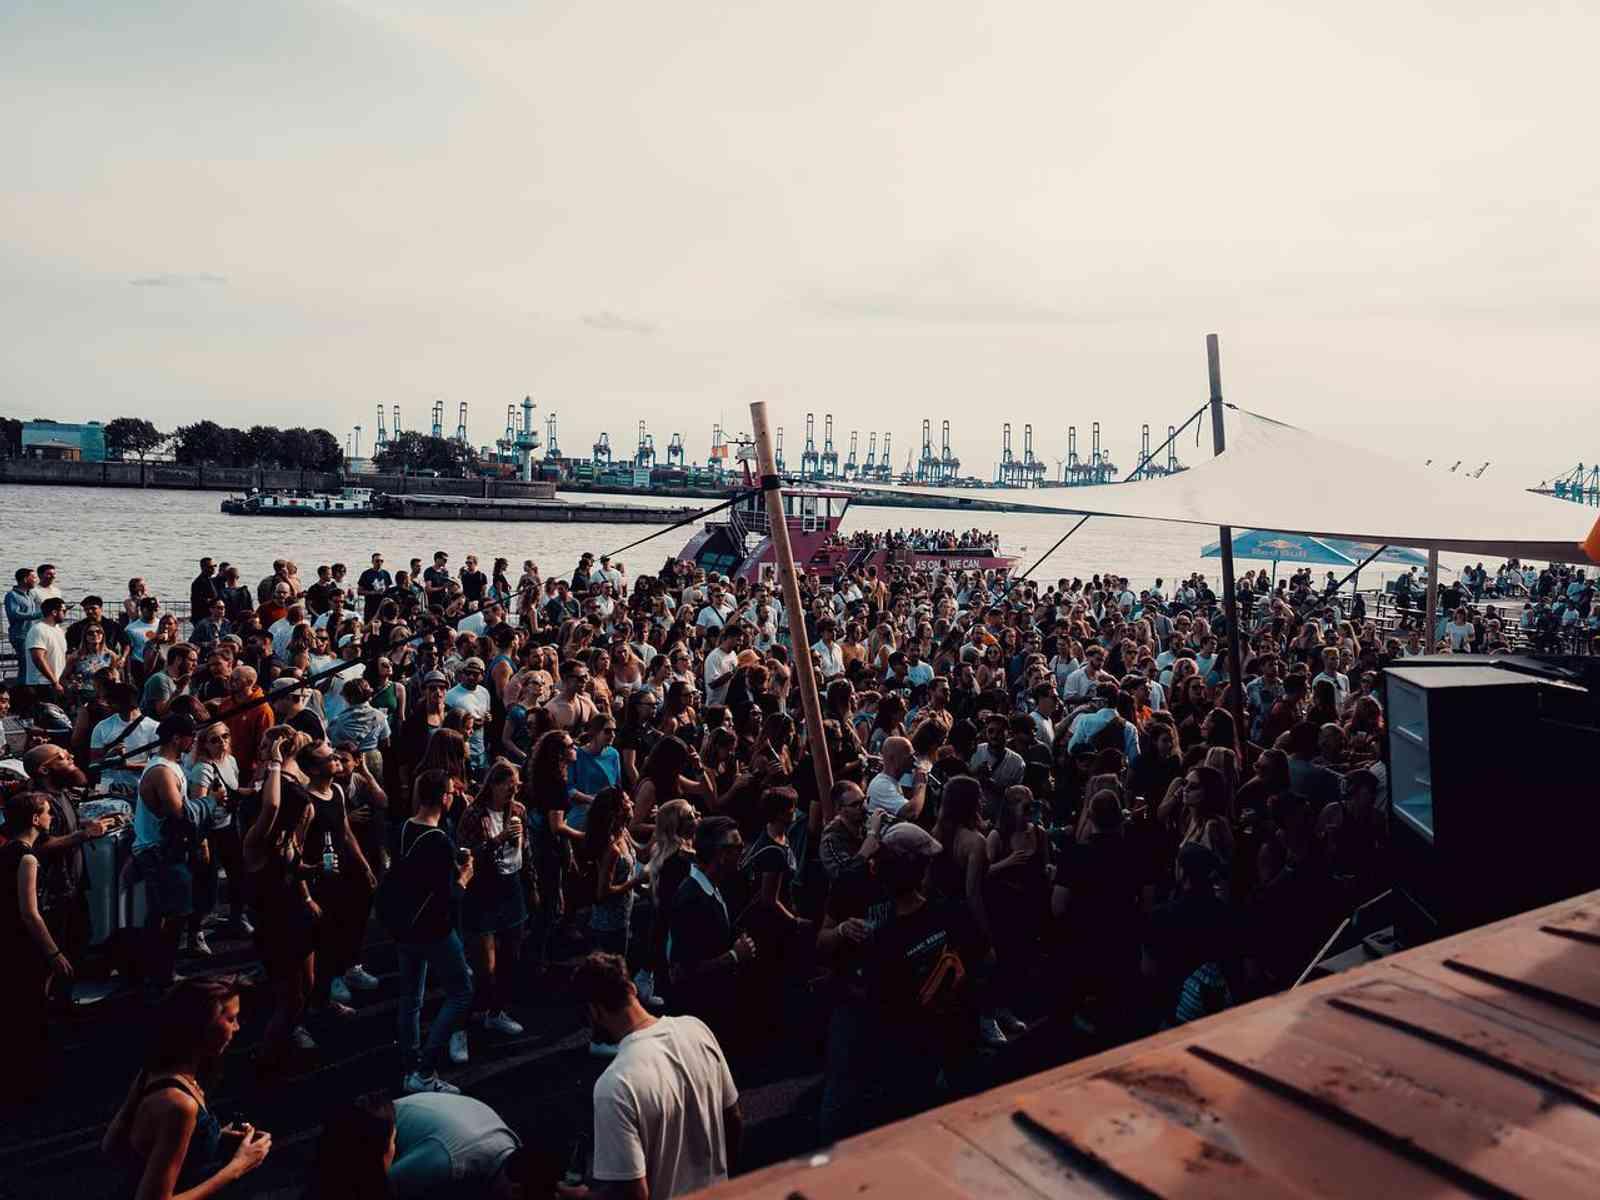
[750,400,833,803]
[1424,548,1439,654]
[1207,334,1249,748]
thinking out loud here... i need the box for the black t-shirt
[358,568,393,594]
[289,708,327,742]
[423,567,452,597]
[305,580,340,616]
[857,896,976,1031]
[459,570,488,604]
[66,617,130,654]
[397,819,459,943]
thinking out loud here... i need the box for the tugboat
[221,487,377,516]
[677,487,1016,582]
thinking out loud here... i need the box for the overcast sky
[4,1,1597,485]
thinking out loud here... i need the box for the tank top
[120,1075,223,1199]
[134,757,189,854]
[591,838,637,932]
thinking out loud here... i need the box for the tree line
[2,416,486,477]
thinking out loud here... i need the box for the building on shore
[21,419,107,462]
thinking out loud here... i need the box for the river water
[1,483,1435,611]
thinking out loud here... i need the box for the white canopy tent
[901,406,1600,567]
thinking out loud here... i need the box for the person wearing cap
[816,818,975,1142]
[445,658,491,773]
[320,632,368,725]
[134,713,205,993]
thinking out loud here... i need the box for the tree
[171,420,234,465]
[105,417,167,461]
[240,425,283,467]
[307,428,344,472]
[374,431,478,476]
[0,417,20,459]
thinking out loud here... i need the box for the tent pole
[749,400,833,803]
[1207,334,1248,750]
[1424,548,1439,654]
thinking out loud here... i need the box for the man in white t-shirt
[444,657,492,769]
[811,621,845,680]
[29,563,62,607]
[25,597,69,696]
[582,951,742,1200]
[865,736,927,820]
[703,627,740,708]
[694,583,733,631]
[91,681,160,795]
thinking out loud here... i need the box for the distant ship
[220,487,377,516]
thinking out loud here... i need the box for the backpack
[374,824,450,942]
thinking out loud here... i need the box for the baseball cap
[270,677,307,694]
[879,822,942,858]
[422,670,449,687]
[461,656,486,672]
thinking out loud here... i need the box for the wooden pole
[1207,334,1249,750]
[749,400,833,802]
[1424,548,1440,654]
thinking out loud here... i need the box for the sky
[4,1,1598,487]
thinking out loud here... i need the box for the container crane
[995,422,1016,486]
[455,402,469,446]
[916,419,938,483]
[800,413,820,478]
[878,432,894,481]
[544,412,560,459]
[843,430,859,479]
[430,400,444,439]
[864,432,878,476]
[775,427,786,474]
[667,433,686,468]
[634,420,655,470]
[1021,423,1045,486]
[940,420,959,482]
[374,403,389,452]
[592,432,612,466]
[392,405,401,438]
[820,414,839,479]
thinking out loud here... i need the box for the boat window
[801,495,818,532]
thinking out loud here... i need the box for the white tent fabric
[899,407,1600,565]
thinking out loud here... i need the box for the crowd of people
[837,527,1001,553]
[0,537,1580,1197]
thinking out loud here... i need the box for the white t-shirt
[703,646,737,706]
[812,639,844,679]
[456,611,488,637]
[24,621,66,686]
[29,584,62,606]
[866,769,908,817]
[592,1015,739,1200]
[91,712,160,794]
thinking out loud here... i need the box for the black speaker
[1385,661,1600,938]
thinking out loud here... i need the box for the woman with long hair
[102,977,271,1198]
[1179,764,1235,868]
[242,728,322,1066]
[631,733,711,842]
[615,689,661,790]
[984,784,1048,1038]
[930,775,1006,1046]
[523,729,587,968]
[185,725,243,956]
[418,727,470,818]
[587,786,645,961]
[458,758,529,1045]
[1,791,71,1095]
[63,621,118,711]
[641,796,698,1006]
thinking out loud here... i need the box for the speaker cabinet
[1385,662,1599,937]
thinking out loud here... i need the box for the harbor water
[1,483,1452,608]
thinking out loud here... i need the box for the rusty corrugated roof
[699,891,1600,1198]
